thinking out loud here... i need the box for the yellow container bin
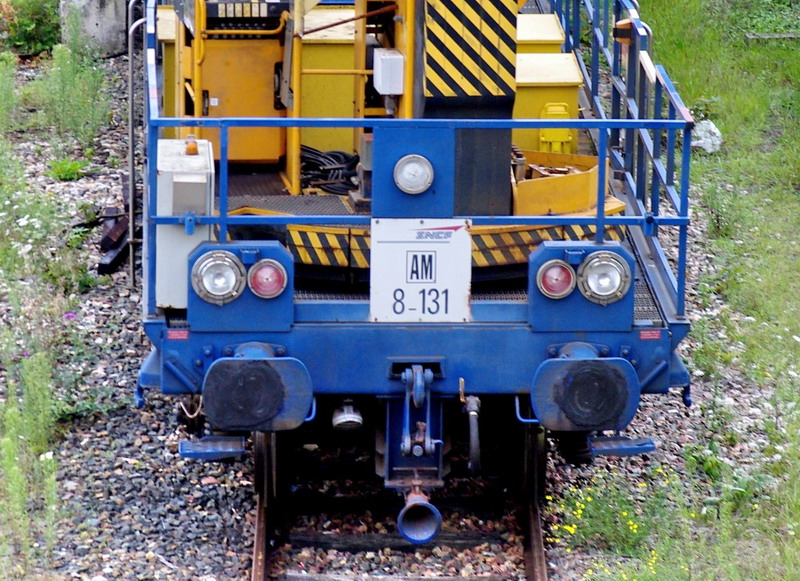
[513,53,582,153]
[517,14,565,53]
[512,150,621,217]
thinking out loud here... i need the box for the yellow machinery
[154,0,621,269]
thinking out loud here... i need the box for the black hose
[300,145,360,195]
[465,396,481,474]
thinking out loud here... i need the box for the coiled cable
[300,145,360,195]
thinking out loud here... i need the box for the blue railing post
[666,101,677,187]
[677,127,692,317]
[595,128,608,244]
[650,82,663,217]
[572,0,581,51]
[218,125,230,242]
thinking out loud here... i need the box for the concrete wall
[60,0,127,57]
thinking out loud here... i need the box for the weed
[546,471,671,555]
[0,52,16,132]
[31,43,109,148]
[19,352,55,456]
[0,393,31,560]
[46,158,87,181]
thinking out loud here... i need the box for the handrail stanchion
[219,124,230,242]
[128,13,146,288]
[595,128,608,244]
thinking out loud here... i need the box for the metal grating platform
[228,191,356,216]
[633,277,662,326]
[295,275,662,324]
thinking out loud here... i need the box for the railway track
[251,428,549,581]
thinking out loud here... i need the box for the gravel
[4,53,773,581]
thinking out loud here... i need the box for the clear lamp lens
[204,264,238,296]
[536,260,576,299]
[393,154,434,194]
[248,259,288,299]
[577,252,631,304]
[191,251,246,305]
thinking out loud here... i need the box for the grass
[0,24,111,577]
[46,157,88,181]
[0,52,16,132]
[28,43,109,149]
[557,0,800,578]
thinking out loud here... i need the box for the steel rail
[251,433,272,581]
[251,494,270,581]
[524,496,549,581]
[523,428,549,581]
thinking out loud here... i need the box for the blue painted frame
[139,0,693,416]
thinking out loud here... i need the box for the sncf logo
[413,225,464,240]
[416,231,452,240]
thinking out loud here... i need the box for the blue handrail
[141,0,692,319]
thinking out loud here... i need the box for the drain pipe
[397,488,442,545]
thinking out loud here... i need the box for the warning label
[639,329,662,341]
[167,329,190,341]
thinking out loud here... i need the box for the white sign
[370,218,472,322]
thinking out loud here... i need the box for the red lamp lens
[248,260,287,299]
[537,261,575,299]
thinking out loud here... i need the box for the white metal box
[153,139,214,309]
[373,48,405,95]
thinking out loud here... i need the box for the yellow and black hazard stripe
[470,226,558,267]
[563,224,626,242]
[349,228,371,269]
[288,225,350,267]
[424,0,517,98]
[230,207,624,269]
[283,223,626,268]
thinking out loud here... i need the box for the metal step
[590,435,656,457]
[179,436,246,461]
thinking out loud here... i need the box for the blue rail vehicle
[136,0,693,544]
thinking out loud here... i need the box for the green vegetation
[30,43,109,149]
[47,157,88,181]
[0,23,110,577]
[563,0,800,578]
[0,0,60,55]
[0,52,16,132]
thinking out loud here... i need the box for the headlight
[248,259,288,299]
[393,154,434,194]
[577,251,632,305]
[536,259,576,299]
[191,250,246,305]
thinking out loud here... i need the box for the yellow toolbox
[301,8,357,152]
[512,52,583,153]
[517,13,565,53]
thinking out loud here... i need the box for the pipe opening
[397,499,442,545]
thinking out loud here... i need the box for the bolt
[223,347,233,356]
[621,348,630,357]
[275,346,286,356]
[194,359,202,367]
[203,347,212,357]
[630,359,638,367]
[548,347,558,357]
[600,347,610,356]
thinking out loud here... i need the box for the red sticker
[639,329,662,341]
[167,329,190,341]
